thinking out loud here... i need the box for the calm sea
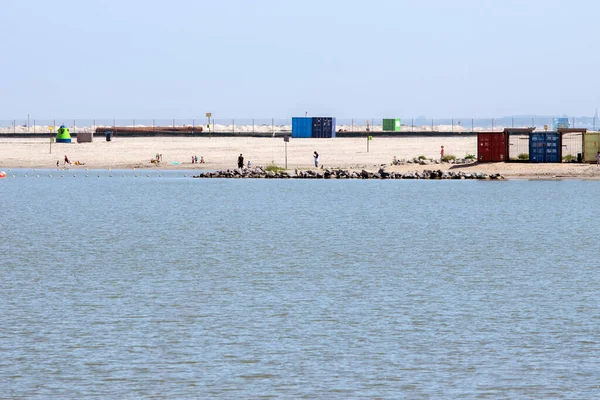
[1,169,599,399]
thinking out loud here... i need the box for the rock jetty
[193,167,504,180]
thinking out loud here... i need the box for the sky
[1,0,599,119]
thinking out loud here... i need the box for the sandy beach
[1,136,599,179]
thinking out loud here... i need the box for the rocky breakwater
[193,167,504,180]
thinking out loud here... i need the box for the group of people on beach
[191,155,205,164]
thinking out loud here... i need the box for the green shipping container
[583,132,600,163]
[383,118,401,132]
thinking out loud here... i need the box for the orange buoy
[0,171,6,178]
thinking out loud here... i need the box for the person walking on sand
[440,146,445,161]
[238,154,244,169]
[313,151,319,168]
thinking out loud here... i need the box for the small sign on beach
[49,126,54,132]
[206,113,212,118]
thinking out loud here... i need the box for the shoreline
[1,136,599,180]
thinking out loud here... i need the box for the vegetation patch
[264,164,285,172]
[517,153,529,161]
[442,154,457,162]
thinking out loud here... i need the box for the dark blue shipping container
[292,117,313,138]
[529,132,560,163]
[311,117,336,138]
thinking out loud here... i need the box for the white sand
[0,136,598,179]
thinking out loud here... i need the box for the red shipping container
[478,132,507,162]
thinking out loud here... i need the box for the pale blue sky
[1,0,598,119]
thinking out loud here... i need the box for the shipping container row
[477,129,598,163]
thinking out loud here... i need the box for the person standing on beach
[440,146,445,161]
[313,151,319,168]
[597,151,600,166]
[238,154,244,169]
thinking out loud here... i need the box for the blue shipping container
[292,117,313,138]
[529,132,560,163]
[311,117,336,138]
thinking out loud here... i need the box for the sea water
[1,171,599,398]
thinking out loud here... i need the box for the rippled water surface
[1,170,600,398]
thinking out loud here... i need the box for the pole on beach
[33,120,35,134]
[352,119,354,133]
[452,118,454,133]
[284,136,289,169]
[471,119,474,133]
[252,119,254,134]
[232,119,235,135]
[49,124,54,154]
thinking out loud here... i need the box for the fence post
[431,119,433,132]
[33,119,36,134]
[73,119,76,134]
[452,118,454,133]
[412,118,414,132]
[252,118,254,134]
[471,119,474,133]
[173,119,175,129]
[133,118,135,128]
[492,118,494,131]
[232,119,235,134]
[13,120,15,134]
[352,119,354,132]
[272,118,274,136]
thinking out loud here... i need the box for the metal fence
[0,117,598,134]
